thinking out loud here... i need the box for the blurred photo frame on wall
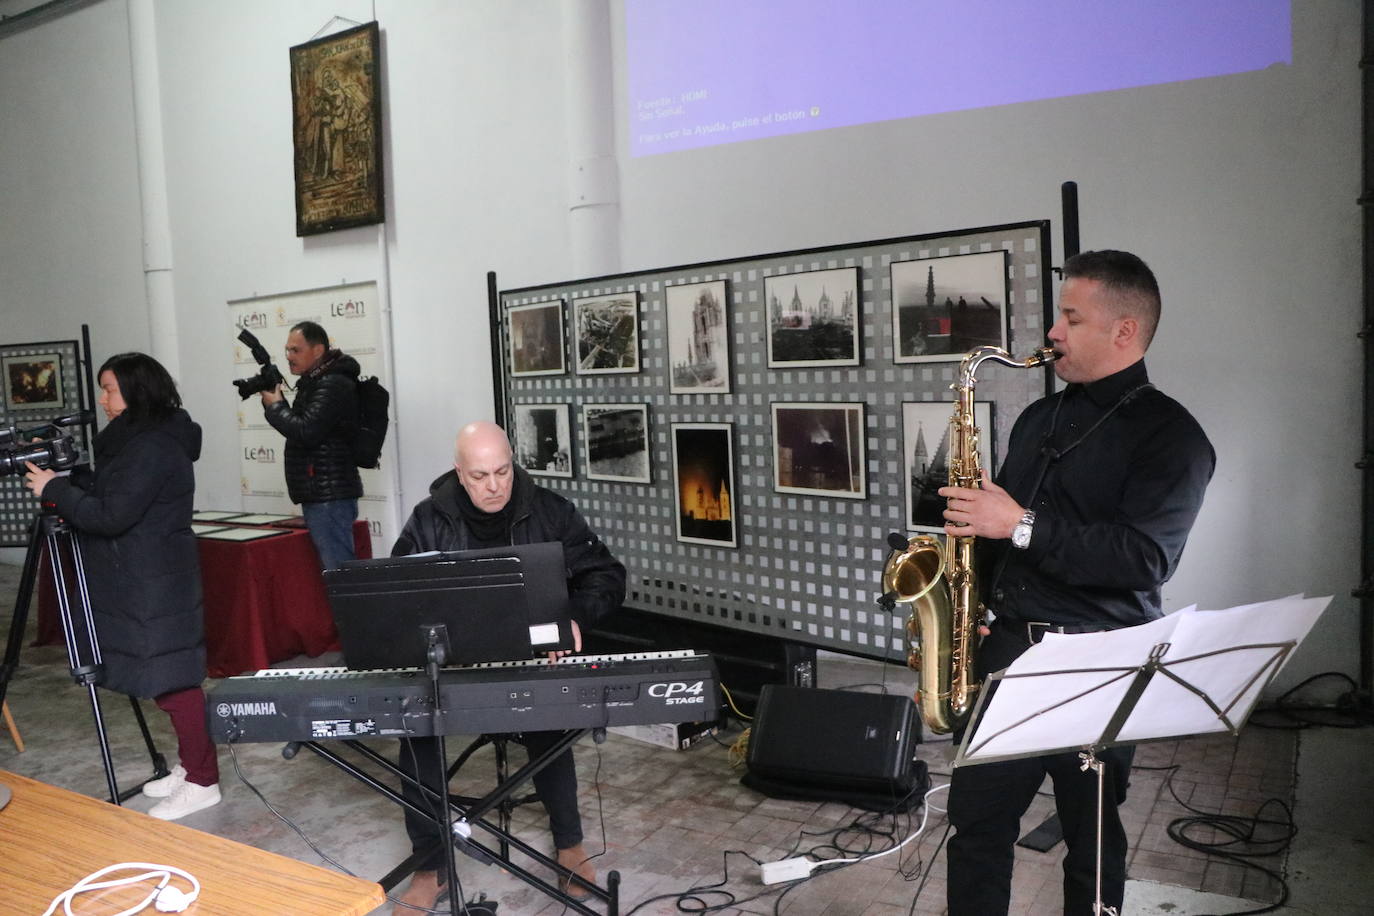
[513,402,573,478]
[2,352,64,411]
[574,292,641,374]
[672,422,736,547]
[890,250,1008,363]
[765,266,861,368]
[583,403,651,483]
[771,402,866,499]
[509,300,566,376]
[289,21,385,236]
[902,400,994,531]
[666,280,731,394]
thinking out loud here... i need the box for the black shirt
[984,359,1215,629]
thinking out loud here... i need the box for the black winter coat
[392,466,626,629]
[41,410,206,698]
[264,350,363,505]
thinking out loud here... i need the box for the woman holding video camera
[24,352,220,821]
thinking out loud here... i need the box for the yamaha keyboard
[206,650,718,743]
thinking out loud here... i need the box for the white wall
[611,3,1365,692]
[0,0,1363,692]
[0,0,148,358]
[151,0,573,516]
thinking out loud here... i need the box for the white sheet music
[957,594,1331,764]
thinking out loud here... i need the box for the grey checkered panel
[499,224,1052,661]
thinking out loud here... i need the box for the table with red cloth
[35,520,372,678]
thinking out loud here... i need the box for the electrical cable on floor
[1247,671,1369,729]
[1134,762,1297,916]
[620,850,794,915]
[906,820,953,916]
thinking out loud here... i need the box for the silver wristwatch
[1011,509,1036,549]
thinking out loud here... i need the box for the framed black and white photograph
[513,402,573,478]
[2,352,64,410]
[891,250,1008,363]
[771,402,866,499]
[509,300,566,376]
[903,400,994,531]
[574,292,640,374]
[666,280,731,394]
[765,267,861,368]
[671,422,736,547]
[583,403,651,483]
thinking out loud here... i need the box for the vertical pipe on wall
[126,0,179,377]
[1356,0,1374,711]
[562,0,621,278]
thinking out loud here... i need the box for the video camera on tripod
[0,412,86,478]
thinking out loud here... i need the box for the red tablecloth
[36,521,372,678]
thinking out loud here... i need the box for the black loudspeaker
[745,685,922,797]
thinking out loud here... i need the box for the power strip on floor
[759,856,815,884]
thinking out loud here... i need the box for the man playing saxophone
[937,250,1215,915]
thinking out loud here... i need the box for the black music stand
[954,595,1330,916]
[312,545,614,914]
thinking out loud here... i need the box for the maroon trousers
[153,686,219,786]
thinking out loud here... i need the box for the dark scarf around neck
[453,472,521,546]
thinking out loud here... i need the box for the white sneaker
[141,764,187,799]
[148,780,221,821]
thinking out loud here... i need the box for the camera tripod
[0,506,169,803]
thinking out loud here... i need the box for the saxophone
[883,345,1058,733]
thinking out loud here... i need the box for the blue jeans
[301,498,358,570]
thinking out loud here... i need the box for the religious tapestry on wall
[289,21,385,236]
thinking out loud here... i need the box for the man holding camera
[260,320,361,570]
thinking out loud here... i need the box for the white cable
[811,782,951,868]
[42,862,201,916]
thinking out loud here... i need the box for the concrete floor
[0,561,1369,915]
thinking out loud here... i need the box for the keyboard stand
[286,728,619,915]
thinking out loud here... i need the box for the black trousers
[400,731,584,870]
[946,623,1134,916]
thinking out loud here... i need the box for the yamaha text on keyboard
[206,650,718,743]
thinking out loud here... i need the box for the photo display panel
[497,222,1052,661]
[0,339,89,547]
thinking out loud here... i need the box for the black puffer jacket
[393,466,626,629]
[264,349,363,504]
[41,410,206,698]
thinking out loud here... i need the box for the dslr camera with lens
[231,328,286,399]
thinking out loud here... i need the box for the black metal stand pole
[1078,749,1119,916]
[423,625,464,916]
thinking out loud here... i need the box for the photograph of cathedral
[672,422,736,547]
[890,250,1008,363]
[765,267,861,367]
[902,400,993,530]
[666,280,731,394]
